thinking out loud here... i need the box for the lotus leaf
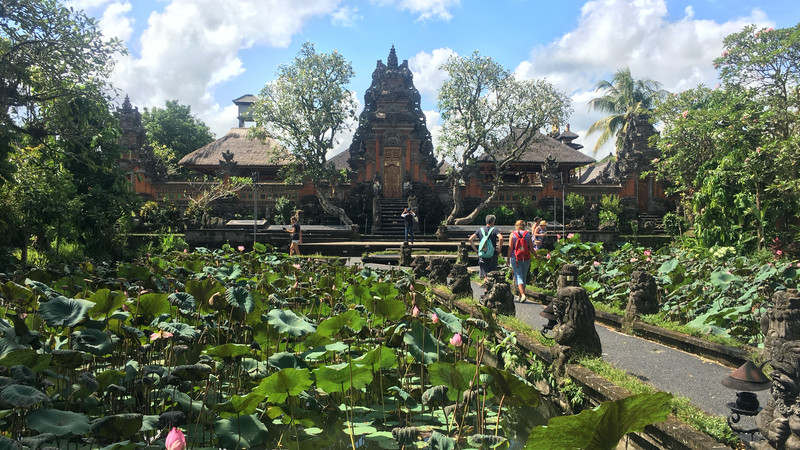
[139,415,160,432]
[215,391,264,418]
[28,409,90,436]
[167,291,196,314]
[432,307,463,334]
[204,264,242,280]
[0,349,51,372]
[428,362,475,402]
[267,352,308,370]
[428,431,456,450]
[116,263,152,281]
[50,349,85,369]
[19,433,57,449]
[91,413,143,441]
[404,321,442,364]
[302,342,349,361]
[240,358,268,378]
[206,343,250,359]
[132,293,170,320]
[185,278,225,310]
[157,321,199,340]
[226,286,254,313]
[157,410,186,427]
[78,372,98,393]
[526,392,672,450]
[0,282,33,306]
[0,385,49,408]
[392,426,419,446]
[345,283,371,303]
[467,434,507,448]
[316,310,366,337]
[215,414,268,449]
[87,289,126,318]
[388,386,417,408]
[355,346,398,370]
[159,390,203,414]
[480,366,539,407]
[39,296,94,327]
[25,279,59,299]
[171,364,212,381]
[71,329,119,356]
[364,296,405,324]
[267,309,316,337]
[256,368,314,404]
[314,362,373,394]
[9,366,35,385]
[421,385,449,406]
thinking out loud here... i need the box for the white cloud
[108,0,342,137]
[370,0,460,21]
[513,0,774,159]
[331,5,362,27]
[65,0,114,11]
[98,2,133,43]
[409,48,456,101]
[424,109,443,152]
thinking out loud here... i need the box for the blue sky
[69,0,799,159]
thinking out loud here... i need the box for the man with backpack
[507,219,534,302]
[468,214,504,285]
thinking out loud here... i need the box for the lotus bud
[412,306,420,317]
[165,427,186,450]
[431,313,439,324]
[450,333,462,347]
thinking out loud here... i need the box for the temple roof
[232,94,258,104]
[578,159,617,184]
[178,128,288,170]
[480,131,595,165]
[327,148,350,171]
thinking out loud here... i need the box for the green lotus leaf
[467,434,507,448]
[240,358,269,379]
[28,409,90,436]
[404,321,442,364]
[267,352,308,370]
[364,296,405,324]
[267,309,316,337]
[255,368,314,404]
[527,392,673,450]
[0,337,25,360]
[428,431,456,450]
[355,346,398,370]
[657,258,679,275]
[481,366,540,407]
[371,281,399,300]
[185,278,225,310]
[316,310,366,337]
[226,286,254,313]
[140,415,160,432]
[19,433,58,449]
[302,342,348,361]
[132,293,170,320]
[87,289,126,318]
[0,385,49,408]
[24,279,60,299]
[50,349,86,370]
[71,329,119,356]
[0,349,51,372]
[204,264,242,281]
[432,307,463,334]
[215,414,268,449]
[91,413,143,441]
[345,283,371,303]
[428,361,476,402]
[157,322,199,340]
[421,385,449,406]
[167,291,196,313]
[313,362,373,394]
[206,343,250,359]
[39,296,94,327]
[9,366,35,386]
[216,391,265,419]
[392,426,419,446]
[0,282,33,306]
[116,263,152,281]
[388,386,417,408]
[171,364,212,381]
[96,369,125,391]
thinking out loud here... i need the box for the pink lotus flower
[412,306,420,317]
[557,234,562,239]
[183,249,188,253]
[567,233,574,239]
[777,250,783,256]
[431,313,439,324]
[237,245,245,252]
[409,284,414,291]
[150,330,173,341]
[293,281,299,289]
[644,250,651,256]
[593,261,600,266]
[796,262,800,268]
[682,110,688,119]
[766,27,774,32]
[630,257,638,263]
[293,264,301,269]
[652,158,659,163]
[165,427,186,450]
[546,253,551,259]
[646,257,651,262]
[450,333,462,347]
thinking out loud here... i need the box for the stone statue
[755,289,800,450]
[400,242,412,267]
[585,204,600,230]
[372,175,382,198]
[556,264,579,290]
[622,270,658,333]
[479,271,515,316]
[550,285,602,373]
[428,258,451,286]
[411,256,427,280]
[372,196,382,233]
[456,242,470,265]
[448,263,472,297]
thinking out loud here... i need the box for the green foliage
[475,205,516,225]
[141,100,214,161]
[272,196,294,225]
[662,212,687,236]
[565,192,586,219]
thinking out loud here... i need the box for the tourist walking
[533,219,547,251]
[507,219,534,302]
[469,214,504,285]
[284,216,302,256]
[401,208,416,244]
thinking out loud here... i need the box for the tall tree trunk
[445,179,463,225]
[453,177,501,225]
[316,185,353,225]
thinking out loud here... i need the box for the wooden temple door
[383,147,402,198]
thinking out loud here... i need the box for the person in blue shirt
[401,208,416,244]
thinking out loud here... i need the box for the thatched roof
[328,149,350,171]
[178,128,289,169]
[578,159,617,184]
[479,131,595,165]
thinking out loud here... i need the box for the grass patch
[639,312,749,349]
[577,356,740,447]
[498,315,555,347]
[591,301,625,317]
[527,283,556,296]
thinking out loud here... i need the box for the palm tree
[587,67,666,154]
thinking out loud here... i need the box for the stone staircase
[373,198,408,238]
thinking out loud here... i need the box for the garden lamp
[721,360,770,436]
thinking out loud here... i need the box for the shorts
[511,258,530,285]
[291,239,300,244]
[478,256,498,278]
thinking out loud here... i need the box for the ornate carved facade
[347,46,439,198]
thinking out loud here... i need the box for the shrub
[565,192,586,219]
[663,212,688,236]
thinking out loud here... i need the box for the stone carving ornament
[448,263,472,297]
[427,258,451,286]
[622,270,658,332]
[479,271,515,316]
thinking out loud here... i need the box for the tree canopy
[142,100,215,163]
[436,51,572,225]
[249,42,357,225]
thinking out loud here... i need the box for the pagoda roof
[232,94,258,104]
[178,128,289,170]
[480,130,595,165]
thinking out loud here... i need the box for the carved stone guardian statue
[456,242,470,265]
[400,242,412,267]
[479,271,515,316]
[557,264,579,290]
[448,263,472,297]
[755,289,800,449]
[622,270,658,333]
[550,285,602,373]
[411,256,427,280]
[428,258,451,286]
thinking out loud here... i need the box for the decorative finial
[566,124,571,132]
[122,95,132,111]
[388,45,398,68]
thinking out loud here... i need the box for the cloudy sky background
[68,0,798,160]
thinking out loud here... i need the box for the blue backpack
[478,227,495,258]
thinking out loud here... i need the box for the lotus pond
[0,246,569,449]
